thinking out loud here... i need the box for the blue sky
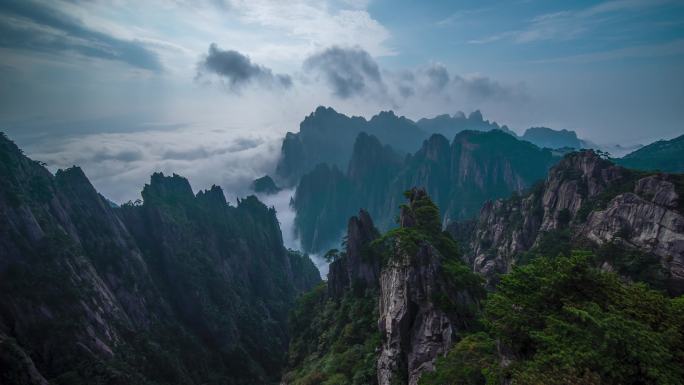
[0,0,683,205]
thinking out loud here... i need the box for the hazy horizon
[1,0,683,204]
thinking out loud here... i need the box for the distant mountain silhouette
[521,126,583,149]
[275,106,513,186]
[616,134,684,173]
[293,129,559,253]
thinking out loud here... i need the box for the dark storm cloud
[0,0,162,71]
[196,44,292,90]
[303,46,385,98]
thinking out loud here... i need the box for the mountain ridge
[293,129,559,253]
[0,132,320,385]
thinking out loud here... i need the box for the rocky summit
[457,150,684,294]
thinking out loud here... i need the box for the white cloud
[469,0,675,44]
[26,123,282,204]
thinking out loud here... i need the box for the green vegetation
[421,253,684,385]
[284,284,381,385]
[616,134,684,173]
[286,190,486,384]
[0,131,322,385]
[292,127,560,254]
[372,190,460,263]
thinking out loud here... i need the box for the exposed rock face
[294,129,559,253]
[0,133,321,384]
[460,150,684,294]
[285,188,483,385]
[293,163,354,253]
[277,106,515,187]
[251,175,281,195]
[377,189,479,385]
[377,242,454,385]
[580,176,684,294]
[276,106,424,185]
[327,209,380,298]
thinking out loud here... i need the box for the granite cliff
[457,150,684,294]
[0,133,320,385]
[285,189,483,385]
[294,129,559,253]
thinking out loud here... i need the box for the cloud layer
[0,0,161,71]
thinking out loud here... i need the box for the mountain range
[278,107,684,254]
[0,133,320,385]
[293,130,559,253]
[1,105,683,385]
[284,153,684,384]
[275,107,512,186]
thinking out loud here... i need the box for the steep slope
[251,175,281,194]
[275,106,425,185]
[616,133,684,173]
[285,189,484,385]
[294,130,558,253]
[456,150,684,294]
[0,133,320,385]
[283,210,382,385]
[421,253,684,385]
[375,189,483,385]
[293,163,356,253]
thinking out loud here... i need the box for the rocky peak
[327,209,381,298]
[370,110,401,124]
[463,150,684,294]
[522,126,582,149]
[251,175,280,195]
[468,110,483,122]
[54,166,89,187]
[399,187,430,228]
[377,190,482,385]
[142,172,194,204]
[540,150,626,231]
[196,184,227,207]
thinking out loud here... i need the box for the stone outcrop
[251,175,281,195]
[276,106,424,186]
[580,175,684,294]
[294,129,559,253]
[377,242,454,385]
[327,209,380,298]
[459,150,684,294]
[377,188,479,385]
